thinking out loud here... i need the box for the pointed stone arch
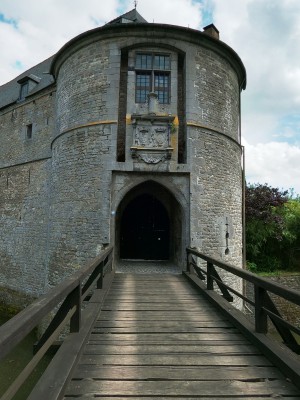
[114,179,187,267]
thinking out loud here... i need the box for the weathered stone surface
[0,160,51,296]
[0,20,246,305]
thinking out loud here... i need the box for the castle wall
[46,39,121,285]
[185,41,242,264]
[186,46,240,140]
[185,42,243,297]
[0,22,246,302]
[55,40,120,134]
[0,88,55,297]
[0,159,51,297]
[47,125,114,287]
[0,90,55,168]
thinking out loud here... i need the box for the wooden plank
[184,271,300,389]
[107,291,200,295]
[100,305,218,311]
[97,311,228,320]
[108,289,195,292]
[102,294,203,296]
[70,365,282,380]
[102,300,214,306]
[83,343,261,355]
[27,273,115,400]
[91,326,238,333]
[110,283,191,286]
[65,397,300,400]
[64,379,300,397]
[88,332,244,342]
[111,274,179,279]
[87,339,250,346]
[93,320,232,328]
[78,353,272,366]
[98,309,227,315]
[105,294,204,298]
[62,272,300,399]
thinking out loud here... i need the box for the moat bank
[0,311,52,399]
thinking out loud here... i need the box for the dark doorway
[120,194,170,260]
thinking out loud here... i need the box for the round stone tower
[47,9,246,291]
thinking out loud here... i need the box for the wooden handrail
[187,248,300,305]
[186,247,300,354]
[0,246,114,400]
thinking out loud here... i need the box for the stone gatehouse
[0,9,246,301]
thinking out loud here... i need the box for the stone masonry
[0,9,246,306]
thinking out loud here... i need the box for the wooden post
[254,285,268,333]
[97,261,104,289]
[186,250,190,273]
[70,285,81,333]
[187,251,193,273]
[207,262,214,290]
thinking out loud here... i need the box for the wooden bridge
[1,247,300,399]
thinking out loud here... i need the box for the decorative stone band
[51,120,118,148]
[187,121,242,148]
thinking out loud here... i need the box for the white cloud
[0,0,203,85]
[212,0,300,142]
[0,0,120,84]
[242,138,300,194]
[0,0,300,193]
[211,0,300,193]
[138,0,203,28]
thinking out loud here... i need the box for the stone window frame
[26,123,33,140]
[19,81,29,101]
[17,74,41,102]
[135,52,171,104]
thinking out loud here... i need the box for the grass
[0,314,53,399]
[258,270,300,277]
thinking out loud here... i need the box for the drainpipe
[242,145,246,307]
[242,145,246,269]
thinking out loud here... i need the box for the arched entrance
[120,194,170,260]
[116,181,183,263]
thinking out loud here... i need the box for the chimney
[203,24,219,40]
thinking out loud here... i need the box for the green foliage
[245,183,300,272]
[281,197,300,269]
[283,198,300,241]
[246,261,258,273]
[245,183,289,272]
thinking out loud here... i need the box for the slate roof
[0,56,55,110]
[106,8,147,25]
[0,9,148,110]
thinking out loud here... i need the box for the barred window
[135,53,170,104]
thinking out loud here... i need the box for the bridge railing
[0,246,113,400]
[186,247,300,354]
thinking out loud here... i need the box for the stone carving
[131,149,172,164]
[134,126,168,148]
[131,113,175,164]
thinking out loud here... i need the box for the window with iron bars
[135,53,170,104]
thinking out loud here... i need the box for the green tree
[281,197,300,270]
[245,183,288,272]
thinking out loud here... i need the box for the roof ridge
[106,8,148,25]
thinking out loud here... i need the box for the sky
[0,0,299,195]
